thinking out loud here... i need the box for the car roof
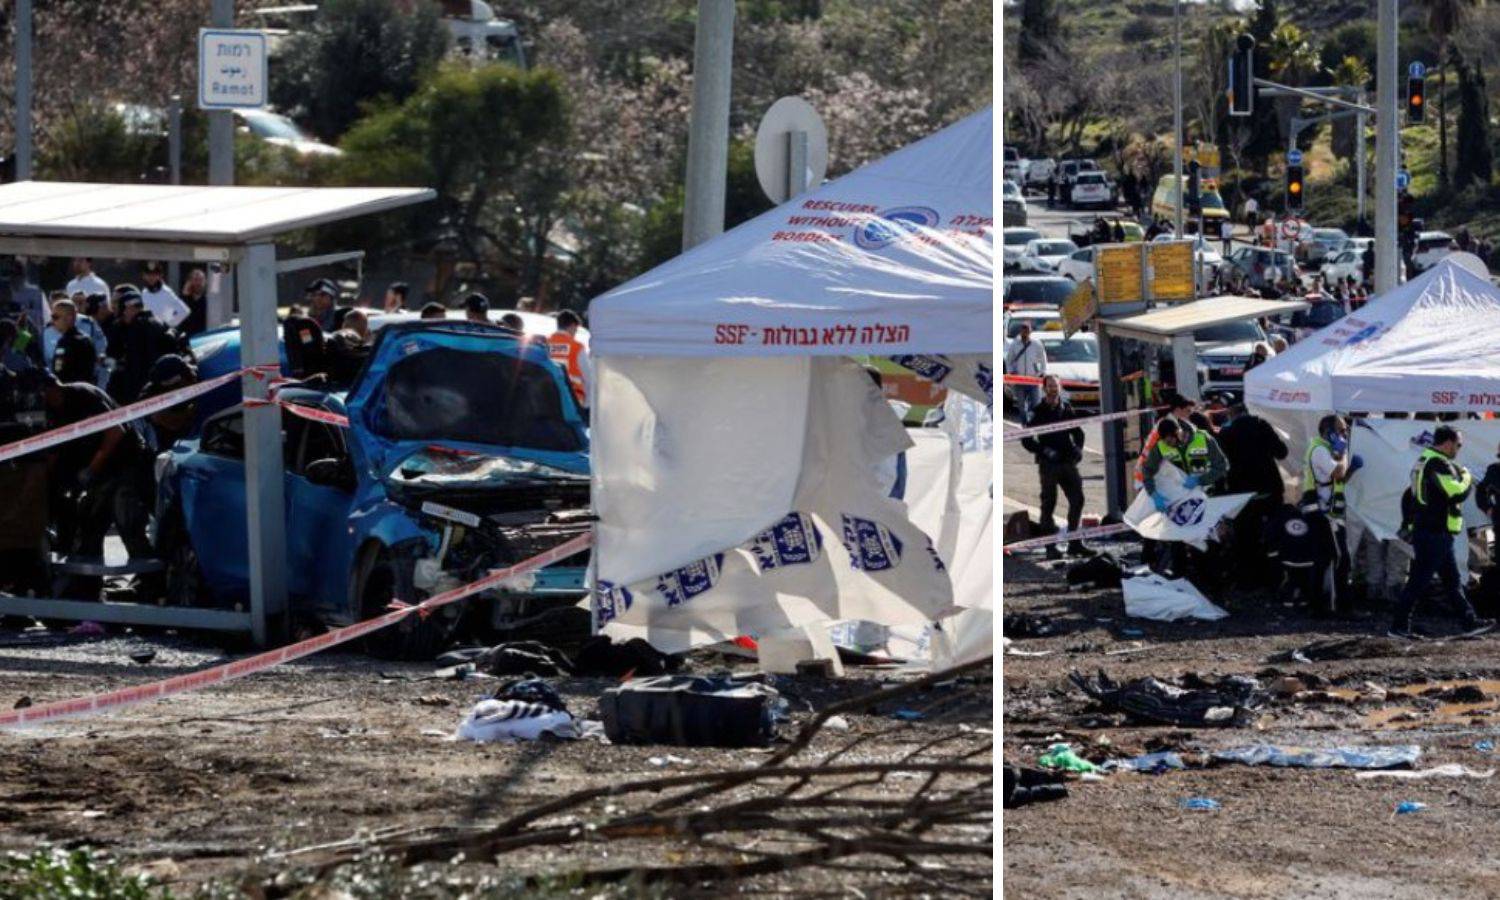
[1417,231,1452,240]
[1005,275,1071,285]
[1036,328,1091,340]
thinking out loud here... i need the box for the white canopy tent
[587,108,993,657]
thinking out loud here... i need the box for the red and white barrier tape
[1002,406,1163,443]
[1002,373,1099,390]
[1002,521,1135,553]
[0,531,593,729]
[0,365,278,466]
[244,395,351,428]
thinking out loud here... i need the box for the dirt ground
[1003,542,1500,900]
[0,628,992,897]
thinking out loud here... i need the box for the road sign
[1280,218,1304,240]
[1286,149,1303,166]
[1397,170,1411,190]
[1095,244,1145,308]
[1410,61,1426,80]
[1147,241,1196,303]
[1061,279,1096,338]
[754,97,829,204]
[198,29,268,110]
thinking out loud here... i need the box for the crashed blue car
[155,320,592,658]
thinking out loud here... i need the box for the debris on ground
[1105,751,1188,774]
[1355,764,1495,780]
[1180,797,1221,811]
[1122,573,1229,622]
[1037,742,1100,773]
[1004,612,1057,639]
[1069,669,1265,727]
[1065,552,1128,590]
[1211,744,1421,770]
[1267,636,1408,664]
[1004,762,1069,808]
[1395,801,1428,815]
[599,673,783,747]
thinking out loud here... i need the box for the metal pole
[238,242,288,648]
[1172,0,1183,238]
[15,0,33,180]
[1375,0,1399,293]
[1356,93,1367,227]
[681,0,735,252]
[168,95,183,288]
[1098,328,1127,516]
[786,129,809,199]
[207,0,237,327]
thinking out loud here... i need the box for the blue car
[155,320,592,658]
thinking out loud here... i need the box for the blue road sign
[1397,170,1411,190]
[1287,149,1303,166]
[1410,61,1426,80]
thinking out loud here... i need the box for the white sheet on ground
[1122,573,1229,622]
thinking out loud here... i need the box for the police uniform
[51,327,97,385]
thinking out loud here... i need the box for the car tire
[160,513,209,608]
[355,545,457,661]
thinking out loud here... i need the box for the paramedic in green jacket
[1140,417,1229,578]
[1390,425,1495,639]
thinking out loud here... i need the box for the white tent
[1246,259,1500,416]
[587,108,994,654]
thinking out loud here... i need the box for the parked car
[1056,246,1096,283]
[1037,331,1100,410]
[1322,243,1405,286]
[1001,275,1077,309]
[1410,230,1456,273]
[1056,158,1103,204]
[1023,157,1056,192]
[1286,298,1348,342]
[1194,318,1270,399]
[1151,174,1230,222]
[1152,233,1224,286]
[1003,307,1063,340]
[1068,172,1113,209]
[155,320,592,659]
[1223,245,1301,292]
[1003,146,1023,183]
[1003,179,1028,227]
[1298,227,1350,267]
[234,109,342,157]
[1002,226,1044,270]
[442,0,528,67]
[1018,238,1079,274]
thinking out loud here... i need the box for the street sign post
[1396,170,1411,190]
[1409,61,1426,80]
[198,28,268,110]
[754,97,829,204]
[1286,149,1303,166]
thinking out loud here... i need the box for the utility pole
[1172,0,1184,238]
[207,0,236,327]
[1356,90,1368,227]
[15,0,33,180]
[168,95,183,288]
[1375,0,1399,293]
[681,0,735,252]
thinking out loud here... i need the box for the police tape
[1002,406,1162,442]
[243,395,351,428]
[0,365,279,466]
[0,530,594,730]
[1002,373,1099,390]
[1002,521,1135,553]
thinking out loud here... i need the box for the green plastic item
[1038,742,1099,774]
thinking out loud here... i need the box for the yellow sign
[1061,279,1096,338]
[1095,243,1144,306]
[1147,241,1196,303]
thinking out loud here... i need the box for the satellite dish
[1441,251,1490,279]
[754,97,829,205]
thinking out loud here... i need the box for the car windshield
[1200,191,1227,210]
[1315,229,1348,244]
[379,346,582,452]
[1078,174,1105,184]
[1004,182,1023,199]
[1032,241,1076,256]
[1194,320,1265,344]
[1004,229,1041,246]
[1306,303,1345,327]
[1007,316,1057,337]
[1042,338,1097,363]
[1004,279,1075,305]
[242,112,310,141]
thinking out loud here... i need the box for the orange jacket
[547,330,588,408]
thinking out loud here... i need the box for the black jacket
[1020,397,1084,466]
[1217,413,1288,500]
[1263,504,1336,569]
[107,314,181,404]
[51,327,97,385]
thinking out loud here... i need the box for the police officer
[1020,374,1087,559]
[1304,415,1363,608]
[48,298,97,384]
[1390,425,1495,639]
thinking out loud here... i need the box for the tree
[269,0,449,143]
[1267,23,1323,156]
[1329,56,1372,162]
[1242,0,1286,164]
[335,63,571,295]
[1019,0,1061,65]
[1419,0,1478,188]
[1453,50,1492,190]
[636,139,774,270]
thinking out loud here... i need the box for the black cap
[146,354,197,390]
[141,260,163,274]
[306,278,338,297]
[117,287,144,307]
[463,292,490,314]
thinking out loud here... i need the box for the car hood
[1198,341,1258,359]
[343,321,589,488]
[1047,361,1099,384]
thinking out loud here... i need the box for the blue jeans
[1392,529,1477,629]
[1017,385,1040,423]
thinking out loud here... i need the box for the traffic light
[1187,160,1202,214]
[1229,35,1255,117]
[1407,75,1426,123]
[1286,164,1305,213]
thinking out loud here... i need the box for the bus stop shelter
[0,181,433,646]
[1095,295,1308,514]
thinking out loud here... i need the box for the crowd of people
[0,255,593,602]
[1016,385,1499,641]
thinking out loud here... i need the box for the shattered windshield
[389,446,588,487]
[380,347,583,452]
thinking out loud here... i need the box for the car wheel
[356,545,457,661]
[160,513,209,608]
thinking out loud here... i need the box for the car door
[178,408,252,601]
[283,401,357,613]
